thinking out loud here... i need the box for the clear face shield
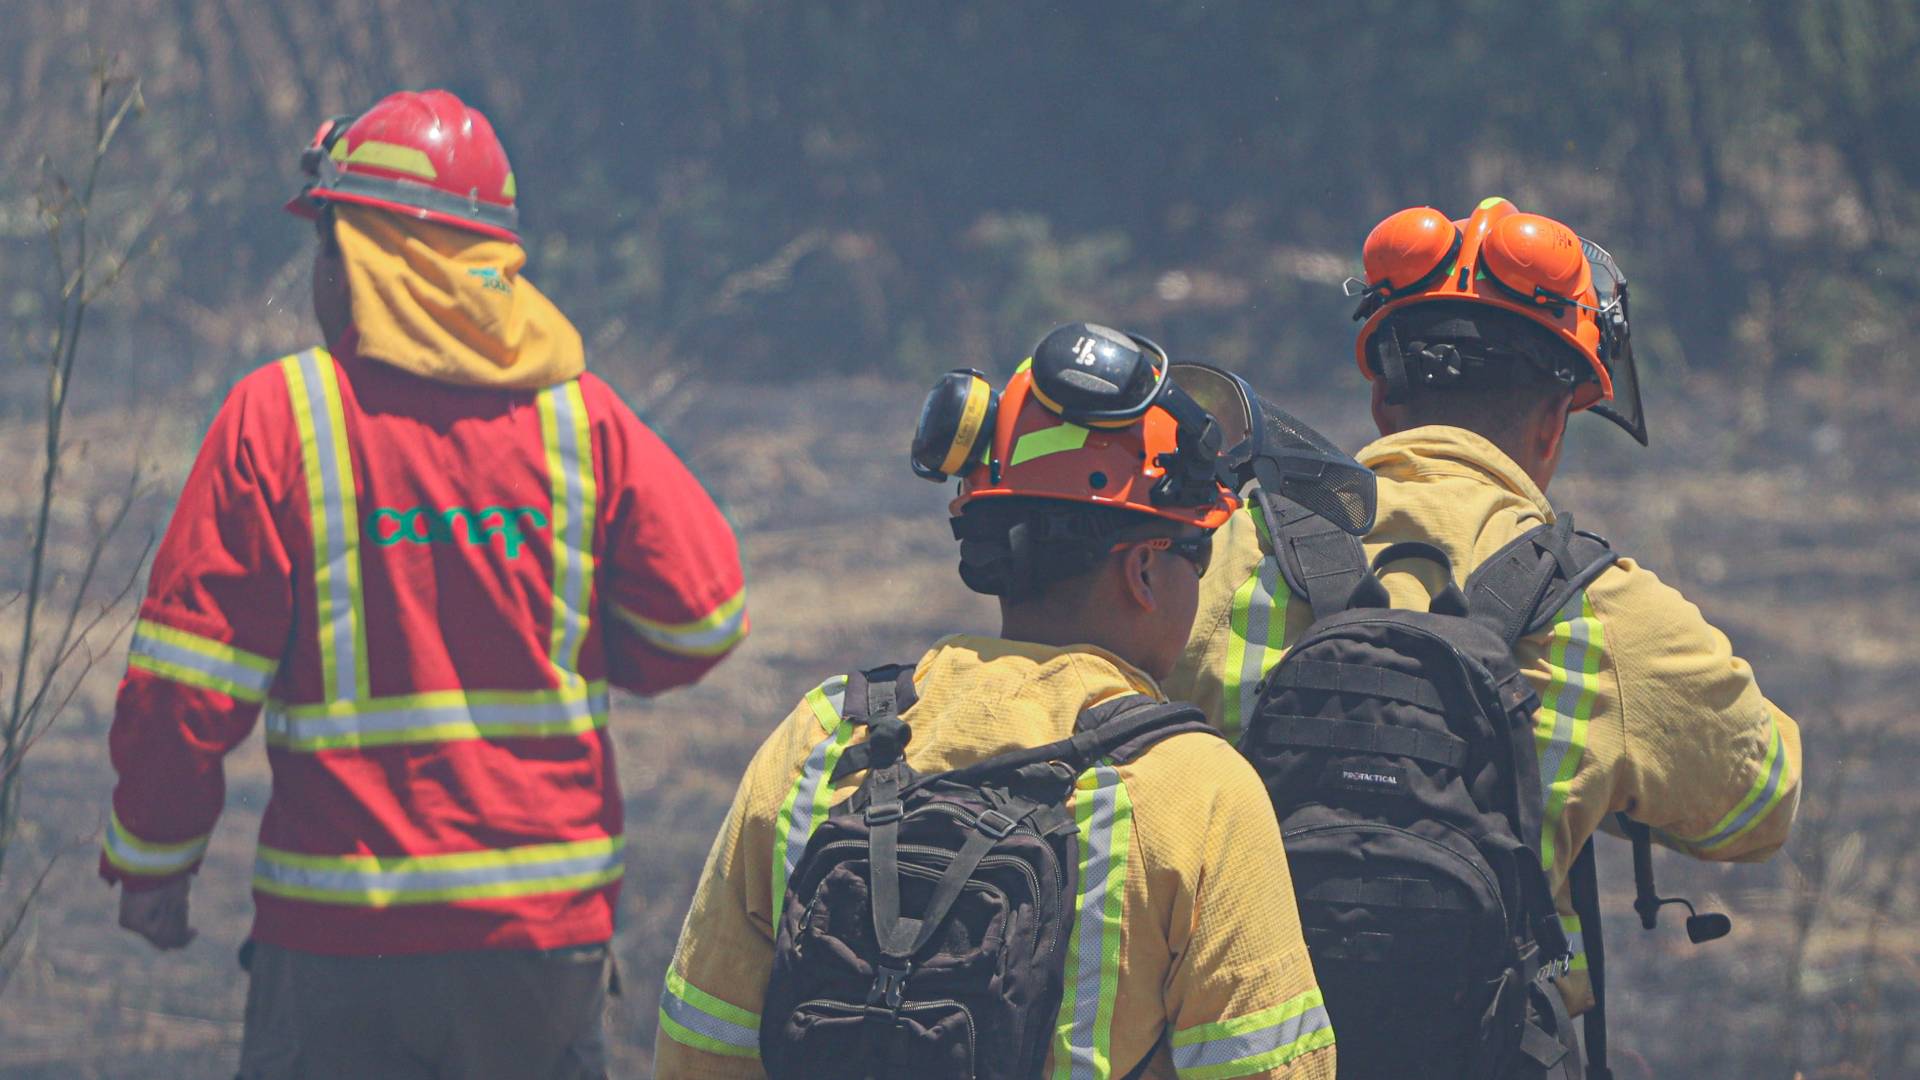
[1168,363,1377,536]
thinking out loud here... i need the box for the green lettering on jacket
[368,506,551,559]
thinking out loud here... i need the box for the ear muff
[1362,207,1463,300]
[1479,212,1593,308]
[912,369,999,481]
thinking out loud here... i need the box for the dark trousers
[237,940,613,1079]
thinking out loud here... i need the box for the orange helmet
[912,323,1376,595]
[1350,197,1647,444]
[284,90,520,243]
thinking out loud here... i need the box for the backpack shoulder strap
[1463,515,1618,649]
[1258,489,1370,621]
[1072,695,1219,765]
[828,662,922,782]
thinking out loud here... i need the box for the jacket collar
[1356,425,1556,519]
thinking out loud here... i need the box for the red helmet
[284,89,520,243]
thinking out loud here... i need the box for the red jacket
[101,344,747,955]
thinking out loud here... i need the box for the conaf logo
[369,506,550,558]
[466,267,513,295]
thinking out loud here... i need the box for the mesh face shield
[1169,364,1377,536]
[1582,239,1648,446]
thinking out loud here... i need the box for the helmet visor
[1580,238,1649,445]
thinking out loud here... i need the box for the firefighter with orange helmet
[101,90,748,1078]
[1167,199,1801,1075]
[656,324,1372,1078]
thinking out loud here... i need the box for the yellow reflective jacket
[1165,426,1802,1014]
[656,635,1337,1079]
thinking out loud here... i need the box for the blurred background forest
[2,2,1917,1077]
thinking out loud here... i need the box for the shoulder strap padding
[921,696,1216,793]
[828,662,922,782]
[1260,489,1371,621]
[1463,516,1617,649]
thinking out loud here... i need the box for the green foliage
[2,1,1917,392]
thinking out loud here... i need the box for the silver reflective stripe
[1235,557,1285,731]
[103,812,209,875]
[129,627,274,698]
[660,987,758,1049]
[294,349,360,701]
[1172,1005,1334,1071]
[256,847,619,895]
[542,382,595,674]
[1057,764,1130,1080]
[772,679,850,916]
[1691,725,1788,849]
[264,687,609,744]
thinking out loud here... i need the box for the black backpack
[761,663,1217,1080]
[1240,495,1617,1080]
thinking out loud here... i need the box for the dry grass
[0,370,1913,1078]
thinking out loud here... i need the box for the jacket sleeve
[593,387,747,697]
[1158,739,1337,1079]
[1594,557,1802,862]
[101,378,294,891]
[655,692,831,1079]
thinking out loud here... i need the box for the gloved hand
[118,875,196,950]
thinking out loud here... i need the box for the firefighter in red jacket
[100,90,748,1078]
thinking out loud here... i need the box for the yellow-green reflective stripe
[1010,421,1090,467]
[770,678,851,917]
[344,140,438,180]
[1677,720,1790,852]
[282,350,366,703]
[658,967,761,1058]
[132,620,274,672]
[539,381,597,676]
[1052,764,1132,1080]
[252,835,622,906]
[128,619,277,702]
[1172,988,1335,1079]
[613,587,748,658]
[1221,549,1290,745]
[1560,913,1588,972]
[263,682,609,752]
[102,810,209,876]
[1535,592,1601,874]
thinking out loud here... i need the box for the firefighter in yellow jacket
[657,324,1378,1078]
[1166,199,1802,1020]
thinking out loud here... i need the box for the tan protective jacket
[1165,426,1801,1013]
[657,635,1336,1079]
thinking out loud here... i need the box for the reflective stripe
[539,381,598,676]
[769,677,850,917]
[1560,913,1588,973]
[1171,989,1336,1079]
[252,835,623,906]
[282,350,366,702]
[1221,551,1290,746]
[102,809,209,876]
[127,619,277,702]
[263,681,609,752]
[1052,764,1133,1080]
[1534,591,1603,874]
[1010,421,1091,467]
[1675,719,1791,852]
[613,587,748,659]
[658,966,761,1059]
[343,139,439,180]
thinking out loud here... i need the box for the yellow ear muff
[912,369,1000,481]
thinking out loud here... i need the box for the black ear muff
[911,369,999,481]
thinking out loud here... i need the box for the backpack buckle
[868,962,912,1010]
[975,809,1018,838]
[865,801,903,826]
